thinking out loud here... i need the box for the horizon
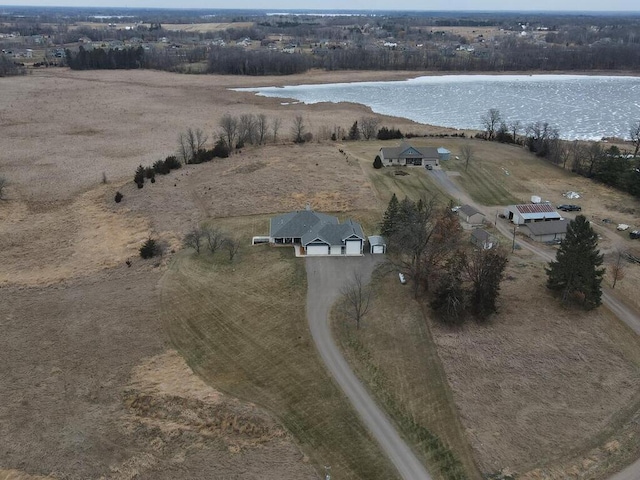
[1,3,639,13]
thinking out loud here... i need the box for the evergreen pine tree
[380,193,400,240]
[348,121,360,140]
[546,215,605,309]
[373,155,383,169]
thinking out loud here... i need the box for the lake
[236,74,640,141]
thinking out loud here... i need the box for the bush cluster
[377,127,404,140]
[134,155,182,188]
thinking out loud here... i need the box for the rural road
[428,167,640,477]
[306,255,432,480]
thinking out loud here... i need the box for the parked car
[398,272,407,284]
[425,164,433,170]
[630,230,640,240]
[557,204,582,212]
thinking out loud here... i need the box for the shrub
[164,155,182,170]
[373,155,383,169]
[144,166,155,180]
[114,191,123,203]
[153,159,170,175]
[134,165,145,188]
[139,237,158,259]
[213,138,230,158]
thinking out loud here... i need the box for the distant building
[523,219,569,243]
[457,205,485,224]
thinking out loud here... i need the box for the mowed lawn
[333,269,483,480]
[159,215,398,480]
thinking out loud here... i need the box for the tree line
[65,45,145,70]
[478,109,640,199]
[0,55,26,76]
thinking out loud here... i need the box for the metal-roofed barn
[503,203,562,225]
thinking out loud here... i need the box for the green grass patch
[443,157,520,206]
[332,268,482,480]
[159,215,398,480]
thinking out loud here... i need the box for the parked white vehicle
[398,273,407,284]
[617,224,630,231]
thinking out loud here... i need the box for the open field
[159,218,397,480]
[1,68,640,479]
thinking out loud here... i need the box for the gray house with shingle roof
[379,142,440,167]
[269,208,365,256]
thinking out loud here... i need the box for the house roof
[380,142,439,160]
[270,210,337,238]
[524,219,569,236]
[471,229,493,242]
[302,218,364,246]
[459,204,484,217]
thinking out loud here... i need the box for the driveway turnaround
[306,255,431,480]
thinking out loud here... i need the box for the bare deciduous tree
[340,271,372,329]
[460,144,474,171]
[630,120,640,157]
[178,127,208,164]
[220,114,238,150]
[184,228,204,254]
[223,236,241,261]
[481,108,502,139]
[611,249,626,289]
[359,116,381,140]
[509,119,522,143]
[256,113,269,145]
[0,176,7,200]
[238,113,257,146]
[203,226,224,255]
[291,115,307,143]
[271,117,282,143]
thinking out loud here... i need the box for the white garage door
[372,245,384,254]
[346,240,361,255]
[307,245,329,256]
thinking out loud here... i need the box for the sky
[3,0,639,12]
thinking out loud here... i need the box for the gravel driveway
[306,255,431,480]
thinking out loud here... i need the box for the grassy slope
[158,215,398,480]
[332,269,483,480]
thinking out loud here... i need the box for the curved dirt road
[428,167,640,477]
[306,256,431,480]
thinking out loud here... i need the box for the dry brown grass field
[1,68,639,479]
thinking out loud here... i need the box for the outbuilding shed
[471,229,497,250]
[523,219,569,243]
[458,204,485,224]
[437,147,451,161]
[503,203,562,225]
[368,235,387,254]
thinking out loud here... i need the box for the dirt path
[305,255,432,480]
[428,166,640,478]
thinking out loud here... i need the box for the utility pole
[511,225,517,253]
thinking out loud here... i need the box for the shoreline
[224,68,640,88]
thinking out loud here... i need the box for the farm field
[0,67,639,479]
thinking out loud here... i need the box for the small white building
[471,229,497,250]
[503,203,562,225]
[368,236,386,254]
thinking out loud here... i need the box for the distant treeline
[65,46,145,70]
[0,55,26,76]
